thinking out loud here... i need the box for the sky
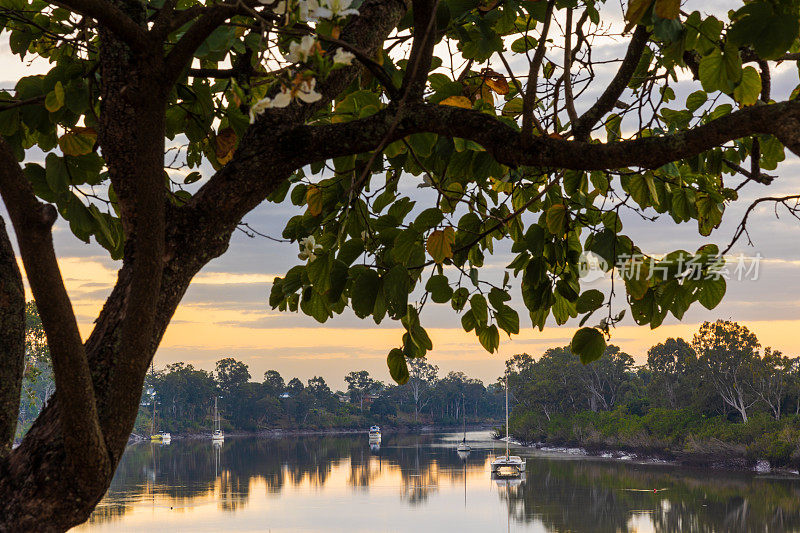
[2,2,800,391]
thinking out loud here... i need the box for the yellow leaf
[215,127,237,165]
[482,69,510,95]
[624,0,654,32]
[306,185,323,217]
[479,84,494,106]
[426,227,455,263]
[654,0,680,19]
[439,96,472,109]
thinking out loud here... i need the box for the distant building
[279,392,291,399]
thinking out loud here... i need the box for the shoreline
[516,440,800,477]
[129,423,496,442]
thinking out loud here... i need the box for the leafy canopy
[1,0,798,380]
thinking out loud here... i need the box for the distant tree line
[506,320,800,467]
[131,356,504,434]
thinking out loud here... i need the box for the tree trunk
[0,216,25,457]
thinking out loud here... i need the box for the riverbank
[509,408,800,474]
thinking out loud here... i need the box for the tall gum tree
[0,0,799,528]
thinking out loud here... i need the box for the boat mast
[505,376,509,457]
[462,393,466,441]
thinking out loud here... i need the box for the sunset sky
[2,2,800,390]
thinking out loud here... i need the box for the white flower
[308,0,359,19]
[298,236,323,261]
[286,35,317,63]
[333,48,356,66]
[249,96,273,123]
[271,87,293,108]
[295,78,322,104]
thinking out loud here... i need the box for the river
[74,431,800,532]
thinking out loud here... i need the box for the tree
[693,321,760,423]
[214,358,251,394]
[307,376,332,399]
[406,357,438,421]
[263,370,286,394]
[577,345,635,412]
[286,377,306,396]
[752,348,793,420]
[344,370,379,411]
[2,0,800,527]
[647,338,698,408]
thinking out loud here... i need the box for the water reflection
[77,432,800,532]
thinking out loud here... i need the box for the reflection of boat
[456,393,471,454]
[490,375,525,477]
[369,442,381,453]
[368,425,381,441]
[212,396,224,442]
[457,449,470,461]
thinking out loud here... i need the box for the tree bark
[0,216,25,457]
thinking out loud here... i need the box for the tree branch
[400,0,439,101]
[50,0,149,49]
[521,0,554,144]
[0,138,109,482]
[0,215,24,458]
[571,25,650,141]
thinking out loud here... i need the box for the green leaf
[698,46,741,93]
[426,274,453,303]
[495,305,519,335]
[58,129,96,156]
[387,348,410,384]
[685,90,707,112]
[477,324,500,353]
[383,265,410,318]
[576,289,604,313]
[470,294,488,325]
[733,66,761,106]
[698,277,726,309]
[571,327,607,364]
[728,3,800,60]
[545,204,567,235]
[351,269,380,318]
[414,208,444,232]
[44,81,64,112]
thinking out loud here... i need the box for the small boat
[490,375,525,477]
[368,425,381,441]
[212,396,224,442]
[149,389,170,443]
[152,432,171,443]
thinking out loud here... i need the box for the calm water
[75,431,800,532]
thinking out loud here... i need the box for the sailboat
[149,392,170,443]
[490,375,524,477]
[456,393,471,453]
[212,396,224,442]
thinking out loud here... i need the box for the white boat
[368,425,381,441]
[490,376,525,477]
[212,396,224,442]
